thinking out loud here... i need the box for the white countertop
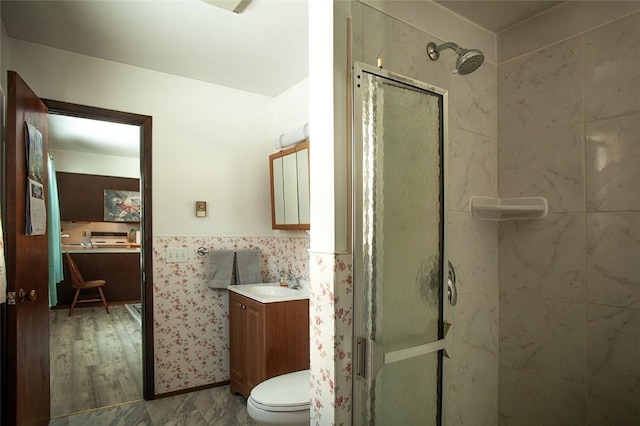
[228,282,310,304]
[62,244,140,254]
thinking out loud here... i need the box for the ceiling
[2,0,563,157]
[435,1,563,33]
[1,0,309,98]
[2,0,566,98]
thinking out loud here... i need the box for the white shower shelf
[470,196,548,221]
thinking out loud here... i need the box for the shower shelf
[470,196,548,221]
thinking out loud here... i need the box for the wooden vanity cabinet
[229,291,309,398]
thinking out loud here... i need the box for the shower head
[427,41,485,75]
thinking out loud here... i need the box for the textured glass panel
[374,79,442,349]
[376,353,439,425]
[361,72,443,425]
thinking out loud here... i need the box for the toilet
[246,369,310,425]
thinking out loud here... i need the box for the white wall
[272,77,309,142]
[7,38,280,237]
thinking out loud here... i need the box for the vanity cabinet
[229,291,309,398]
[269,141,310,230]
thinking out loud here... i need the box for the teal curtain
[47,154,63,307]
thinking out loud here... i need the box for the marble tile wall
[152,236,309,394]
[498,12,640,425]
[354,3,500,424]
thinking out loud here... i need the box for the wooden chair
[65,252,109,316]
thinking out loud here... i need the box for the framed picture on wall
[104,189,140,222]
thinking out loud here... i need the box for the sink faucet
[286,272,302,290]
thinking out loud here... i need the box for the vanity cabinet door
[244,301,264,392]
[228,291,310,398]
[229,293,248,395]
[229,292,265,397]
[269,141,310,230]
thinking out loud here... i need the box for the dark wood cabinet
[229,291,309,398]
[56,252,141,306]
[57,172,139,222]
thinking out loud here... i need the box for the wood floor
[50,305,143,417]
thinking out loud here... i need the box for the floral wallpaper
[310,251,354,425]
[153,235,310,394]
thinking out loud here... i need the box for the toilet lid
[250,369,310,410]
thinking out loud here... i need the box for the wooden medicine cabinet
[269,140,309,230]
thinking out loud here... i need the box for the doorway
[42,99,155,411]
[352,63,449,424]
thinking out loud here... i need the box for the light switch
[166,248,188,263]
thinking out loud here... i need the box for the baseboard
[154,380,231,400]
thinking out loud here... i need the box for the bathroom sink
[229,283,309,303]
[247,285,299,297]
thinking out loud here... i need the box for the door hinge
[356,337,366,379]
[7,292,16,305]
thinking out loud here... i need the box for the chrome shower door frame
[352,62,451,425]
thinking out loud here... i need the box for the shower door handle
[356,322,452,381]
[447,261,457,306]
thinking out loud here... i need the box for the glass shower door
[353,63,448,425]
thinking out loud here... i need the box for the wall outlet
[166,247,189,263]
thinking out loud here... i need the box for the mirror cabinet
[269,140,309,230]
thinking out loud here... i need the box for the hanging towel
[206,250,235,289]
[235,249,262,284]
[47,154,63,307]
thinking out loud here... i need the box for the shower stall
[347,2,640,424]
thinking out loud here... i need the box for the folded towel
[235,249,262,284]
[206,250,235,289]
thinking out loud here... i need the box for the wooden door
[3,71,50,425]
